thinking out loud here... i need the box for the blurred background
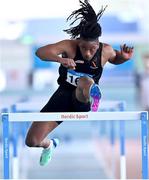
[0,0,149,179]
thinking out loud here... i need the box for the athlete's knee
[78,76,94,89]
[25,136,39,147]
[76,76,94,102]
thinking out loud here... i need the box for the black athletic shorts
[40,85,90,125]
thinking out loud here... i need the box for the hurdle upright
[2,111,148,179]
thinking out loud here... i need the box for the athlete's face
[78,39,99,61]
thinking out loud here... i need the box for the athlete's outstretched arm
[108,44,134,65]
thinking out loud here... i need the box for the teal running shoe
[89,84,101,112]
[40,138,60,166]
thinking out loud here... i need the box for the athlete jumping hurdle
[25,0,134,166]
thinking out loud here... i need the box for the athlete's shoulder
[102,43,116,56]
[102,43,113,51]
[100,42,116,66]
[53,39,77,58]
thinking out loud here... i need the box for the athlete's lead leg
[75,76,101,111]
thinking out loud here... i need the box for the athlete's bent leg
[75,76,101,111]
[75,76,94,103]
[25,85,72,165]
[25,121,60,166]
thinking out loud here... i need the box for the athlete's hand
[120,44,134,60]
[61,58,76,70]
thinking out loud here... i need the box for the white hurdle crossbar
[4,111,146,121]
[2,111,148,179]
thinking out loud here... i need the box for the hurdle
[1,111,148,179]
[12,100,126,178]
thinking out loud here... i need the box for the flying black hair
[64,0,107,41]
